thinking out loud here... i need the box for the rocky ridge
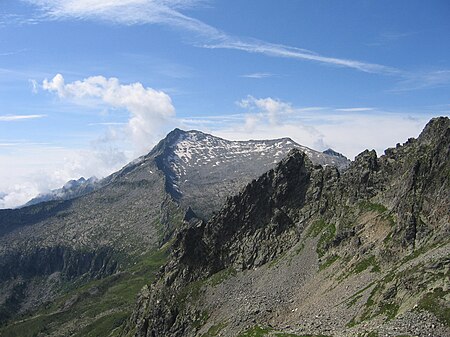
[124,117,450,337]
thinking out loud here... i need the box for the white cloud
[0,114,46,121]
[29,79,39,93]
[335,107,374,112]
[25,0,220,38]
[393,70,450,91]
[367,31,415,47]
[241,73,274,79]
[42,73,176,154]
[88,122,127,126]
[185,96,435,160]
[204,40,399,75]
[0,144,128,209]
[238,95,294,126]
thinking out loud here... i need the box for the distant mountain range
[1,121,448,337]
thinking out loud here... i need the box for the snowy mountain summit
[22,129,349,217]
[139,128,350,217]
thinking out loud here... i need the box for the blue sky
[0,0,449,207]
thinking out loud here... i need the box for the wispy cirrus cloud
[392,70,450,92]
[21,0,402,76]
[367,31,416,47]
[0,49,28,57]
[87,122,127,126]
[17,0,450,86]
[6,1,448,88]
[0,114,46,121]
[335,107,374,112]
[241,72,275,79]
[205,40,399,75]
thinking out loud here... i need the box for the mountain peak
[322,148,347,159]
[418,116,449,144]
[25,176,100,207]
[167,127,188,136]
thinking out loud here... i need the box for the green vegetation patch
[179,267,237,311]
[360,281,399,323]
[346,294,363,308]
[177,279,205,308]
[358,201,396,227]
[192,310,210,329]
[358,202,387,213]
[401,242,439,264]
[346,316,357,328]
[365,332,379,337]
[0,247,169,337]
[268,251,288,268]
[201,322,227,337]
[361,283,381,321]
[306,219,336,258]
[238,325,273,337]
[341,281,377,310]
[237,326,330,337]
[417,288,450,326]
[274,332,331,337]
[73,311,129,337]
[316,223,336,258]
[352,256,380,274]
[306,219,328,238]
[319,255,340,271]
[379,301,400,321]
[295,242,305,255]
[207,268,237,287]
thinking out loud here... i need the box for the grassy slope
[190,201,448,336]
[0,247,169,337]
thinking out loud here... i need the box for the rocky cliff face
[124,117,450,337]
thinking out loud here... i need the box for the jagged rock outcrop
[124,117,450,337]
